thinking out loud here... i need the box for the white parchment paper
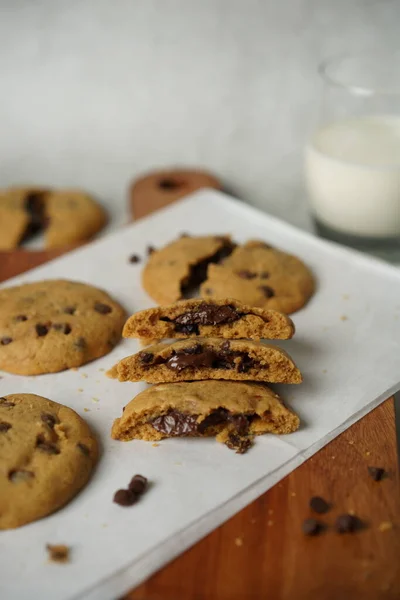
[1,190,400,600]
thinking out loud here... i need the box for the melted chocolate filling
[160,302,242,335]
[22,192,49,242]
[180,240,236,298]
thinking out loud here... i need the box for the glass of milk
[305,50,400,261]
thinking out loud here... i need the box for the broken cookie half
[111,380,300,453]
[108,337,302,384]
[122,298,295,341]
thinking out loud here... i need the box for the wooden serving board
[1,193,399,600]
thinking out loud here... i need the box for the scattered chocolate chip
[180,232,190,237]
[41,413,57,428]
[368,466,386,482]
[46,544,70,563]
[152,410,199,436]
[64,306,76,315]
[335,514,364,533]
[1,337,13,345]
[113,488,137,506]
[94,302,112,314]
[198,407,230,433]
[309,496,330,514]
[74,337,87,350]
[159,178,181,190]
[77,442,90,456]
[237,270,257,279]
[129,254,141,264]
[139,351,154,364]
[0,421,11,432]
[128,474,148,495]
[14,315,27,322]
[302,518,324,536]
[147,245,155,255]
[53,323,72,334]
[259,285,275,298]
[36,436,60,455]
[35,323,49,337]
[0,397,15,407]
[9,469,34,483]
[260,272,270,279]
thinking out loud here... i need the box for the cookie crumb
[342,294,350,300]
[46,544,70,563]
[234,537,243,547]
[291,492,296,497]
[267,520,274,527]
[251,518,257,524]
[83,408,90,412]
[78,388,84,392]
[152,443,160,447]
[92,397,99,403]
[378,521,393,532]
[99,368,105,372]
[129,254,141,264]
[340,315,348,321]
[81,373,88,379]
[268,509,274,515]
[348,440,354,445]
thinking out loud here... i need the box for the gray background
[0,0,399,229]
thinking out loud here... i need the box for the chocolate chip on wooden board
[335,514,365,534]
[302,518,324,536]
[368,466,386,482]
[309,496,330,514]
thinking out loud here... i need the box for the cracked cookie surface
[0,279,126,375]
[0,393,98,529]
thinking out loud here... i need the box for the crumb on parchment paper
[234,537,243,547]
[46,544,70,563]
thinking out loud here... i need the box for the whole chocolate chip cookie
[200,240,315,314]
[142,235,236,305]
[108,337,302,384]
[122,298,295,340]
[111,380,300,453]
[0,187,107,250]
[0,280,126,375]
[0,393,98,529]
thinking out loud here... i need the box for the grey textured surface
[0,0,399,230]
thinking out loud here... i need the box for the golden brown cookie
[0,393,98,529]
[142,235,235,305]
[200,240,315,314]
[0,187,107,250]
[0,280,126,375]
[130,168,222,219]
[123,298,295,341]
[111,380,300,453]
[109,337,302,384]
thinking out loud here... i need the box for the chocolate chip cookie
[109,337,302,384]
[123,298,295,340]
[200,240,315,314]
[142,235,235,305]
[0,187,107,250]
[111,380,300,453]
[0,393,98,529]
[0,280,126,375]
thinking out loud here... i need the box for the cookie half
[123,298,294,340]
[0,280,126,375]
[142,235,235,305]
[0,393,98,529]
[201,240,315,314]
[111,380,300,453]
[0,187,107,250]
[109,337,302,384]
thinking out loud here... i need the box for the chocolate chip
[35,323,49,336]
[139,352,154,364]
[159,178,181,190]
[129,254,141,263]
[237,270,257,279]
[198,408,230,433]
[259,285,275,298]
[147,245,155,255]
[1,337,12,345]
[14,315,27,322]
[174,303,240,328]
[180,232,190,237]
[0,397,15,407]
[9,469,34,483]
[113,488,138,506]
[152,410,199,436]
[335,514,363,533]
[36,436,60,455]
[74,337,87,350]
[0,422,11,432]
[94,303,112,314]
[41,413,57,428]
[260,272,270,279]
[302,518,324,536]
[225,433,252,454]
[309,496,330,514]
[166,349,215,371]
[53,323,71,334]
[64,306,76,315]
[220,340,230,351]
[128,474,148,495]
[368,466,386,482]
[77,442,90,456]
[174,323,199,335]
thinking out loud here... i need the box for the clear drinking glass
[305,49,400,262]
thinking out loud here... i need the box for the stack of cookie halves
[109,299,301,453]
